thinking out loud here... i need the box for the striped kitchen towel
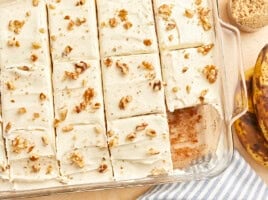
[139,150,268,200]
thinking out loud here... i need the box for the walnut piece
[76,0,86,6]
[123,21,133,30]
[12,136,28,153]
[31,164,41,173]
[39,93,46,101]
[202,65,218,84]
[146,129,157,138]
[5,122,11,133]
[126,132,136,141]
[198,7,212,31]
[98,163,108,173]
[199,89,208,103]
[8,20,25,34]
[30,54,38,62]
[158,4,172,20]
[197,43,214,55]
[118,9,128,21]
[140,61,154,71]
[7,37,20,47]
[29,154,39,161]
[104,58,113,67]
[116,61,129,75]
[109,18,118,28]
[32,0,39,7]
[62,45,73,57]
[18,107,27,114]
[41,136,49,146]
[135,123,148,131]
[62,125,74,133]
[152,80,162,91]
[6,82,15,90]
[147,148,160,155]
[184,9,195,18]
[70,151,85,168]
[119,95,132,110]
[143,39,152,46]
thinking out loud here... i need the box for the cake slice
[101,54,166,120]
[0,0,51,68]
[107,114,173,181]
[0,0,59,184]
[47,0,99,61]
[161,46,222,114]
[96,0,158,57]
[153,0,215,50]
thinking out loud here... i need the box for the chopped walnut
[59,109,68,121]
[186,85,191,94]
[32,0,39,7]
[152,80,162,91]
[46,165,53,174]
[41,136,49,146]
[74,88,95,113]
[54,119,61,128]
[147,148,160,155]
[135,123,148,131]
[67,20,75,31]
[27,145,35,153]
[168,35,174,41]
[64,15,70,20]
[32,42,41,49]
[62,125,74,133]
[197,43,214,55]
[146,129,157,138]
[30,54,38,62]
[29,154,39,161]
[39,28,45,33]
[8,20,25,34]
[98,163,108,173]
[5,122,11,133]
[107,130,115,137]
[172,87,179,93]
[75,0,86,6]
[119,95,132,110]
[26,11,31,17]
[7,38,20,47]
[39,93,46,101]
[6,82,15,90]
[104,58,113,67]
[195,0,202,6]
[166,22,176,31]
[184,9,195,18]
[18,107,27,114]
[118,9,128,21]
[108,136,118,148]
[63,45,73,57]
[126,132,136,141]
[199,89,208,103]
[109,18,118,28]
[198,7,212,31]
[123,21,133,30]
[70,151,85,168]
[92,102,101,110]
[48,4,55,9]
[140,61,154,71]
[18,66,30,71]
[202,65,218,83]
[31,164,41,173]
[11,136,28,153]
[75,17,87,26]
[182,67,189,73]
[51,35,56,41]
[65,71,78,80]
[143,39,152,46]
[94,126,102,134]
[158,4,172,20]
[33,113,40,119]
[116,61,129,75]
[184,53,190,59]
[75,61,90,74]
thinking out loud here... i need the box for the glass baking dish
[0,0,247,199]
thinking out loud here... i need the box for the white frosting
[1,67,54,133]
[0,122,9,180]
[153,0,215,50]
[47,0,99,61]
[161,47,222,113]
[0,0,51,68]
[107,114,173,181]
[97,0,158,57]
[102,54,166,120]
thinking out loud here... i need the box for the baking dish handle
[219,19,247,124]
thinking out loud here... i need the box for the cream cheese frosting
[101,54,166,120]
[161,46,222,114]
[107,114,173,181]
[0,0,51,68]
[47,0,99,61]
[0,0,60,184]
[96,0,158,57]
[153,0,215,50]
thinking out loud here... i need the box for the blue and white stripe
[139,150,268,200]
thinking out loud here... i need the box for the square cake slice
[47,0,99,61]
[0,0,51,68]
[153,0,215,50]
[101,54,165,120]
[97,0,158,57]
[107,114,173,181]
[161,45,222,113]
